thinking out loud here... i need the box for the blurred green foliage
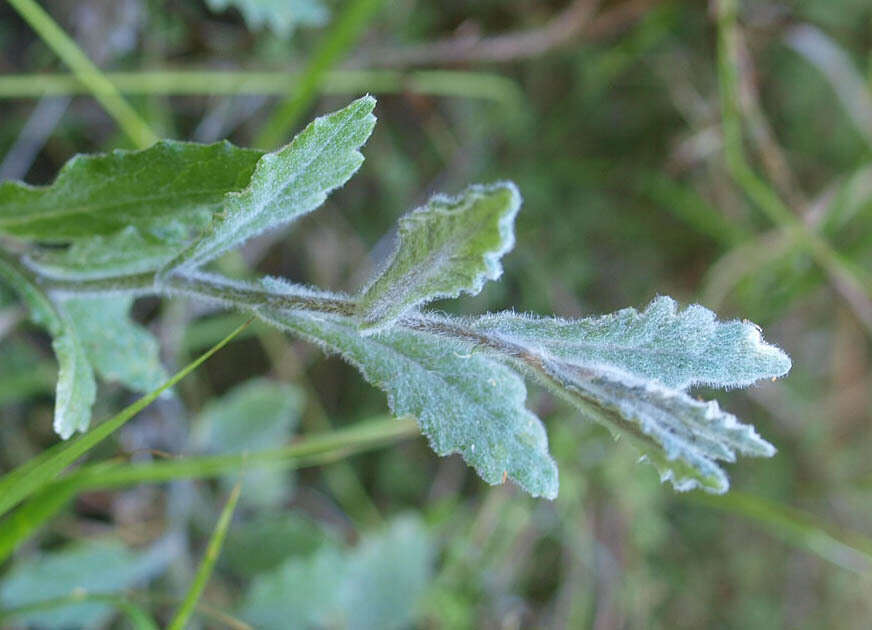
[0,0,871,628]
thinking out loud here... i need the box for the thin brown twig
[351,0,668,67]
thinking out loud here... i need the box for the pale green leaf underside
[205,0,328,36]
[26,226,184,280]
[64,296,168,393]
[357,182,521,333]
[0,140,262,241]
[470,296,791,390]
[240,516,431,630]
[260,306,558,499]
[543,360,775,493]
[192,378,303,507]
[165,96,376,273]
[0,258,95,439]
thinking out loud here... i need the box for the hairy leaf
[26,226,184,280]
[0,258,95,439]
[205,0,328,36]
[542,361,775,493]
[468,296,791,390]
[165,96,376,273]
[64,296,167,393]
[259,300,558,499]
[357,182,521,333]
[0,141,262,241]
[239,516,432,630]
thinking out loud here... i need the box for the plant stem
[6,0,158,149]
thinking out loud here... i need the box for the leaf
[0,140,262,241]
[164,96,376,273]
[0,539,173,629]
[259,300,558,499]
[468,296,791,390]
[192,378,304,507]
[444,296,789,493]
[205,0,329,36]
[357,182,521,333]
[239,516,432,630]
[26,226,185,280]
[223,513,332,576]
[0,257,96,439]
[64,296,168,393]
[542,361,775,493]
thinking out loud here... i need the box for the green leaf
[223,513,332,577]
[26,226,185,280]
[0,539,172,629]
[239,516,432,630]
[260,300,558,499]
[64,296,168,393]
[205,0,329,36]
[468,296,791,390]
[192,378,304,507]
[0,257,95,438]
[0,140,262,241]
[164,96,376,273]
[357,182,521,333]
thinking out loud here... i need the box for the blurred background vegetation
[0,0,871,627]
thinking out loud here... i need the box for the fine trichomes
[0,96,791,498]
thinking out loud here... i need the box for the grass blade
[686,491,872,574]
[167,484,241,630]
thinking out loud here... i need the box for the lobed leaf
[357,182,521,333]
[0,258,95,439]
[468,296,791,390]
[259,299,558,499]
[205,0,329,36]
[164,95,376,273]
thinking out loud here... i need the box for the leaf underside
[260,307,559,499]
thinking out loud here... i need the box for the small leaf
[192,378,304,507]
[0,257,96,439]
[260,302,558,499]
[469,296,791,390]
[64,296,168,393]
[357,182,521,333]
[165,96,376,273]
[205,0,329,36]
